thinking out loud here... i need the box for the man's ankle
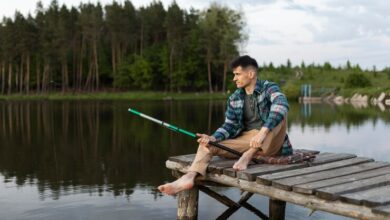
[245,148,258,156]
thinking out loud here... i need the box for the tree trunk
[222,60,227,93]
[169,45,174,92]
[207,59,213,93]
[93,38,99,90]
[42,62,50,92]
[19,55,24,93]
[15,65,19,92]
[111,37,116,75]
[140,22,144,56]
[25,54,30,94]
[36,58,41,93]
[1,61,5,94]
[116,42,121,65]
[7,63,12,94]
[84,62,93,91]
[78,36,85,90]
[72,39,77,91]
[61,58,69,93]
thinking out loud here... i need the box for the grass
[0,91,229,101]
[262,68,390,99]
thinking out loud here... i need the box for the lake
[0,100,389,220]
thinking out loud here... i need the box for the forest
[0,0,245,94]
[1,0,389,97]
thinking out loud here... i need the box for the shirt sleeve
[212,98,240,142]
[263,82,289,130]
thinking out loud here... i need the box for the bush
[282,83,300,100]
[114,56,152,89]
[344,73,372,88]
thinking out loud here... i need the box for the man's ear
[249,70,256,79]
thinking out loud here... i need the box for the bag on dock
[254,149,318,164]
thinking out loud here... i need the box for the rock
[333,96,344,105]
[377,92,386,102]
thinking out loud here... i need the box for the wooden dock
[165,150,390,219]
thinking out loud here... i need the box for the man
[158,55,292,195]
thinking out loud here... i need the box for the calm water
[0,100,389,220]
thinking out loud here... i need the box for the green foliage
[344,73,372,88]
[282,83,300,100]
[0,1,245,94]
[114,56,152,89]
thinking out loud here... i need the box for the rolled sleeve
[263,83,289,130]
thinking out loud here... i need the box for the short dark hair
[230,55,258,70]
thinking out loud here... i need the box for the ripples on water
[0,100,389,219]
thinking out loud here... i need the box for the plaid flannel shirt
[212,79,293,156]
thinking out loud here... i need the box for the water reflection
[0,100,389,203]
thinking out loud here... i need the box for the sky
[1,0,390,70]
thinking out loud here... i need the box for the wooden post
[269,198,286,220]
[177,186,199,220]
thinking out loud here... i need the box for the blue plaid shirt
[212,79,293,155]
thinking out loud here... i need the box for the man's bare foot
[233,148,257,171]
[158,171,197,195]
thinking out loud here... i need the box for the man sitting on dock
[158,55,292,195]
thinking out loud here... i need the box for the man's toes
[157,185,165,192]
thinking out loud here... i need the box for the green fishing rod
[128,108,260,164]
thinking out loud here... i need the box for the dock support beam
[177,186,199,220]
[269,198,286,220]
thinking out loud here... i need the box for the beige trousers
[188,119,287,176]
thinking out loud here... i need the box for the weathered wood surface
[373,204,390,217]
[166,160,389,220]
[315,173,390,200]
[257,156,370,185]
[231,152,356,181]
[167,152,390,220]
[269,199,286,220]
[272,161,388,191]
[308,152,356,165]
[233,163,307,181]
[293,165,390,195]
[340,185,390,206]
[177,186,199,220]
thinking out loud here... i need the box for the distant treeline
[260,60,390,98]
[0,0,245,94]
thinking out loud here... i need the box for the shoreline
[299,92,390,111]
[0,91,229,101]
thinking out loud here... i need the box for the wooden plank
[293,149,321,155]
[340,185,390,206]
[257,156,369,186]
[293,165,390,195]
[373,204,390,217]
[166,160,390,220]
[273,161,387,191]
[222,152,321,179]
[208,159,239,175]
[169,150,320,176]
[315,173,390,201]
[309,152,356,165]
[233,163,308,181]
[169,154,196,165]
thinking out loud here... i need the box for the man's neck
[244,79,257,95]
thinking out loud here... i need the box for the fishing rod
[128,108,260,164]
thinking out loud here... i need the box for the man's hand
[249,127,270,149]
[196,133,216,146]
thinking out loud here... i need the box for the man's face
[232,66,255,88]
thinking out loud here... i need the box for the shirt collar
[239,79,262,96]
